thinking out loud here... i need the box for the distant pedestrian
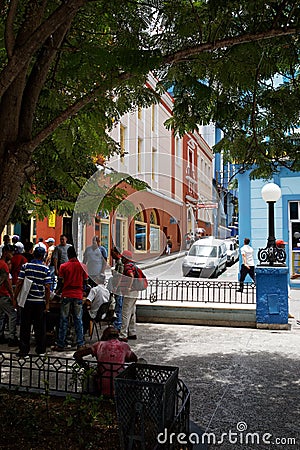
[45,238,56,291]
[165,236,172,255]
[237,238,255,293]
[52,235,72,277]
[23,242,34,262]
[33,237,47,253]
[0,235,11,258]
[83,236,107,286]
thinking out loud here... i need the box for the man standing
[45,238,56,291]
[33,237,47,253]
[52,246,88,352]
[52,235,72,276]
[83,236,107,286]
[237,238,255,293]
[14,247,51,356]
[0,246,18,346]
[0,235,11,258]
[118,250,138,342]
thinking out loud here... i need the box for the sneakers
[8,337,19,347]
[51,345,65,352]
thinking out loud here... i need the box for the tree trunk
[0,147,31,233]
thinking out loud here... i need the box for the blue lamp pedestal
[256,266,289,330]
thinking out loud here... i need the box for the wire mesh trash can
[114,363,179,450]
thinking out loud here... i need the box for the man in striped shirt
[14,247,51,357]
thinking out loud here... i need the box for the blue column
[256,266,289,329]
[237,171,251,241]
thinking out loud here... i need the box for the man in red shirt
[52,246,88,351]
[0,246,18,346]
[11,242,27,287]
[73,326,137,396]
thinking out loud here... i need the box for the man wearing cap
[14,247,51,357]
[45,238,56,291]
[118,250,138,342]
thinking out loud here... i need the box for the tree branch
[162,27,298,65]
[5,0,18,58]
[0,0,85,97]
[22,72,132,153]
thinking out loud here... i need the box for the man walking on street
[14,247,51,356]
[52,246,88,352]
[237,238,255,293]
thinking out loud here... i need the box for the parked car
[182,237,227,278]
[224,239,239,265]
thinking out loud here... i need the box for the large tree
[0,0,299,232]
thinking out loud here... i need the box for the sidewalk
[129,319,300,449]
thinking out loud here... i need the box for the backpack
[132,265,148,291]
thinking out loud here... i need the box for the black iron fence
[139,279,256,305]
[0,351,125,396]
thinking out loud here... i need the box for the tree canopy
[0,0,300,232]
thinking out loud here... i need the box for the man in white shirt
[237,238,255,293]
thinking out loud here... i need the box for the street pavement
[109,251,300,449]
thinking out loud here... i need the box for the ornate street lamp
[258,183,286,266]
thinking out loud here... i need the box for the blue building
[237,167,300,288]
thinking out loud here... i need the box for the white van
[224,238,239,265]
[182,237,227,278]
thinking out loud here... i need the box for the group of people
[0,233,142,365]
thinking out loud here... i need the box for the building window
[151,104,157,133]
[135,221,147,251]
[137,138,142,173]
[175,136,182,165]
[289,201,300,281]
[152,147,157,181]
[120,124,126,163]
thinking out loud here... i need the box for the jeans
[49,265,56,291]
[0,296,17,339]
[113,294,123,331]
[57,298,84,348]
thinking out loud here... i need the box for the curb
[138,251,186,270]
